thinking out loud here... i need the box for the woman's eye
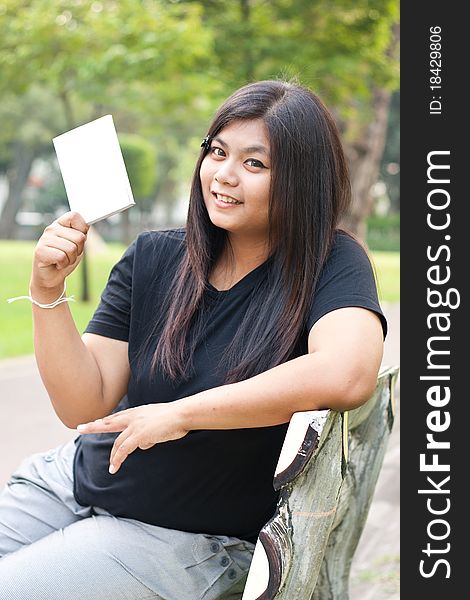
[246,158,266,169]
[210,147,225,157]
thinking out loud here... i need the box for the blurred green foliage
[0,0,399,225]
[120,134,157,202]
[367,213,400,252]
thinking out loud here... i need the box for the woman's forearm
[75,314,382,474]
[176,351,377,431]
[31,283,106,428]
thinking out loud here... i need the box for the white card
[52,115,136,225]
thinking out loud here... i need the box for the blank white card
[53,115,136,225]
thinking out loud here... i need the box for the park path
[0,303,400,599]
[349,302,400,599]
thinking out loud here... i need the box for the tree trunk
[0,143,35,239]
[156,155,179,226]
[121,209,132,246]
[341,87,392,240]
[60,88,90,302]
[341,23,399,240]
[79,246,91,303]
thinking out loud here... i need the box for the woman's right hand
[30,211,90,294]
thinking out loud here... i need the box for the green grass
[0,241,399,360]
[0,241,126,359]
[371,251,400,304]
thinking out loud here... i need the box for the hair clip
[201,136,211,151]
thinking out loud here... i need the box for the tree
[379,90,400,212]
[0,0,213,301]
[340,22,400,238]
[0,0,213,237]
[1,0,399,243]
[0,87,68,238]
[183,0,400,237]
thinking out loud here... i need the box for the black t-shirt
[74,228,387,543]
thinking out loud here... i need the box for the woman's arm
[78,306,383,473]
[179,306,384,429]
[30,212,130,428]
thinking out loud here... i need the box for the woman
[0,80,386,599]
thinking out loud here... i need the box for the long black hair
[139,80,351,383]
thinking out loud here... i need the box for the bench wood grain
[242,366,399,600]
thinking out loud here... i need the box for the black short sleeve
[307,232,388,338]
[83,239,136,342]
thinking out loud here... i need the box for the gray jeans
[0,439,255,599]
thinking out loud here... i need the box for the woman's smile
[212,191,244,207]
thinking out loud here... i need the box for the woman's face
[199,119,271,244]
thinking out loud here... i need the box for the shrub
[367,213,400,252]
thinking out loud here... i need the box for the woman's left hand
[76,403,189,474]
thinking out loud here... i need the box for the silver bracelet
[7,281,75,309]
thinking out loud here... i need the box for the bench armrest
[242,366,399,600]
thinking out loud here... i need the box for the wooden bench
[241,366,399,600]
